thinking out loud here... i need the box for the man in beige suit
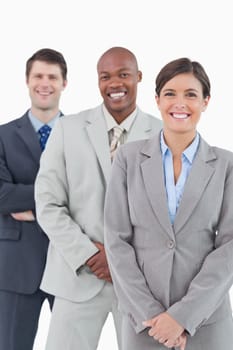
[35,47,162,350]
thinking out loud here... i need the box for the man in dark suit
[0,48,67,350]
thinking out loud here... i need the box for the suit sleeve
[104,147,165,334]
[167,160,233,336]
[0,136,35,214]
[35,119,98,274]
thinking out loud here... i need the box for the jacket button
[167,240,175,249]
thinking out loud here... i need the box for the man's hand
[143,312,185,349]
[86,242,112,283]
[11,210,35,221]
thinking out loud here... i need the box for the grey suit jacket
[35,104,162,302]
[104,132,233,336]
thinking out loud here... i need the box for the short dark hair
[26,48,67,81]
[155,57,210,98]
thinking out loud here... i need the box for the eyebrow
[163,88,199,92]
[99,67,131,74]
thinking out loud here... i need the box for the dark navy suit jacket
[0,111,51,294]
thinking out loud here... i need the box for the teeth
[172,113,188,119]
[38,91,51,96]
[110,92,125,99]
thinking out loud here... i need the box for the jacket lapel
[173,138,216,234]
[16,112,41,164]
[86,107,111,184]
[127,108,159,142]
[86,106,160,184]
[140,134,175,239]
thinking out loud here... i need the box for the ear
[202,96,210,111]
[62,80,68,89]
[137,70,142,82]
[155,95,160,109]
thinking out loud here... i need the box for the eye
[99,74,109,81]
[34,74,43,79]
[120,73,129,78]
[186,91,198,98]
[164,91,175,97]
[49,75,58,80]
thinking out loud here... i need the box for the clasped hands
[86,242,112,283]
[143,312,187,349]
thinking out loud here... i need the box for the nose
[108,77,123,88]
[38,75,52,87]
[173,97,186,109]
[174,103,185,109]
[41,77,50,85]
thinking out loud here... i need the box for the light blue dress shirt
[160,132,200,224]
[28,110,60,136]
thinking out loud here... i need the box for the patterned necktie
[38,124,51,151]
[110,126,124,161]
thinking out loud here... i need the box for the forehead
[162,73,202,91]
[97,51,136,73]
[29,60,63,76]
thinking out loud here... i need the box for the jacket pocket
[0,228,20,240]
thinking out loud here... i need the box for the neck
[163,129,196,156]
[112,114,129,124]
[105,104,136,125]
[30,106,59,124]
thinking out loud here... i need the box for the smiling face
[97,48,142,123]
[26,60,67,117]
[156,73,210,139]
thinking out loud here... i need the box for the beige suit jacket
[35,104,162,302]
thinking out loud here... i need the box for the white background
[1,1,233,349]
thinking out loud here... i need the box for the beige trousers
[45,283,122,350]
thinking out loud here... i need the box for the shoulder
[0,114,26,136]
[212,145,233,164]
[0,120,14,134]
[137,108,162,125]
[116,138,152,165]
[200,137,233,171]
[112,140,146,174]
[59,105,102,127]
[120,139,148,154]
[113,134,160,175]
[200,136,233,161]
[211,146,233,182]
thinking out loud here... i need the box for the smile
[171,113,190,119]
[109,92,126,100]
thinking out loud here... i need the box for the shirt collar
[28,110,61,133]
[160,131,200,164]
[102,103,137,132]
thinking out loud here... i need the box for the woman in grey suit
[104,58,233,349]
